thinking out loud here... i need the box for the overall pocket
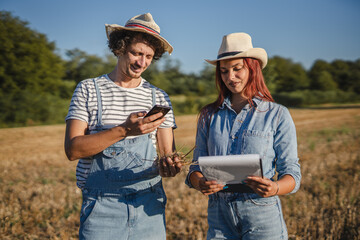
[102,147,145,182]
[80,195,99,225]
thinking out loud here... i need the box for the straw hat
[206,32,267,69]
[105,13,173,54]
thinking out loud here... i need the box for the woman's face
[219,58,249,96]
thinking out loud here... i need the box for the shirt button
[231,135,236,140]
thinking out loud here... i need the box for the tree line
[1,11,359,127]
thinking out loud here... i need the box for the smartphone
[145,105,171,121]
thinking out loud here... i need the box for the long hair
[198,58,274,125]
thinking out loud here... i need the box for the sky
[1,0,360,74]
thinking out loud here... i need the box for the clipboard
[198,154,263,185]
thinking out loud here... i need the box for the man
[64,13,182,239]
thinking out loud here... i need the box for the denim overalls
[79,78,167,240]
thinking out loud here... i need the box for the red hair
[199,58,274,124]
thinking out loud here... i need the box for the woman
[186,32,301,239]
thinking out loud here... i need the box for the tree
[64,49,116,83]
[316,71,337,90]
[143,62,172,93]
[268,56,310,92]
[0,11,65,93]
[309,60,337,90]
[329,60,350,91]
[263,59,279,93]
[349,59,360,94]
[198,64,216,95]
[0,11,69,126]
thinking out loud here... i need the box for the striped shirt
[65,74,176,189]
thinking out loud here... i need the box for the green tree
[198,64,216,95]
[317,71,337,90]
[309,59,360,94]
[330,60,350,91]
[0,11,69,126]
[0,11,65,93]
[269,56,310,92]
[349,59,360,93]
[64,49,116,83]
[309,60,337,90]
[309,60,331,89]
[263,59,279,93]
[102,53,118,76]
[143,62,172,93]
[159,56,190,95]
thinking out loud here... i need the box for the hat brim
[205,48,268,69]
[105,24,173,54]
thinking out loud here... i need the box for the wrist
[117,124,129,138]
[189,171,203,190]
[273,181,280,196]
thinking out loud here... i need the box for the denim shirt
[186,97,301,194]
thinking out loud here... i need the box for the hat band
[217,51,243,59]
[125,23,160,35]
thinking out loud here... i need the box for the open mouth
[130,64,142,73]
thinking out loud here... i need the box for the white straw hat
[105,13,173,54]
[206,32,267,69]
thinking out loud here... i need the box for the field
[1,107,359,239]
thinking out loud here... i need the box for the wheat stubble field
[1,107,359,239]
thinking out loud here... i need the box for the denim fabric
[78,78,166,240]
[207,192,287,240]
[185,97,301,239]
[83,134,161,192]
[186,97,301,192]
[79,182,167,240]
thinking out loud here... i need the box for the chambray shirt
[186,97,301,194]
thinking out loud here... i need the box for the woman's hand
[190,171,225,195]
[198,178,225,196]
[244,176,279,198]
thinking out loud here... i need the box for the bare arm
[189,172,295,197]
[245,174,296,197]
[64,111,165,161]
[156,127,182,177]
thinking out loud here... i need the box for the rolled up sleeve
[274,107,301,194]
[185,116,209,188]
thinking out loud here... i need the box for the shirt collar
[220,96,262,110]
[219,97,231,110]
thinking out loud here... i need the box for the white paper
[198,154,262,185]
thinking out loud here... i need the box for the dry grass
[0,108,359,239]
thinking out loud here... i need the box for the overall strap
[93,77,103,130]
[148,87,157,139]
[151,87,156,106]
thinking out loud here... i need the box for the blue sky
[2,0,360,74]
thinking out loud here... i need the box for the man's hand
[159,155,182,177]
[122,111,165,136]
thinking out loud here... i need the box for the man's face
[117,38,155,80]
